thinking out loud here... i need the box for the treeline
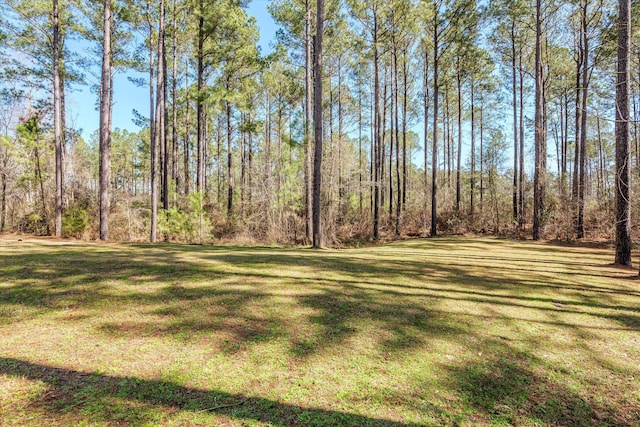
[0,0,637,254]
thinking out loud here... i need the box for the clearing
[0,236,638,426]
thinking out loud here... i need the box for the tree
[532,0,546,241]
[99,0,112,241]
[53,0,63,237]
[312,0,324,248]
[615,0,631,266]
[305,0,313,243]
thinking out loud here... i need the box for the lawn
[0,236,638,426]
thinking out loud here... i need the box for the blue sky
[69,0,279,142]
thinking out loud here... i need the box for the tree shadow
[448,348,636,426]
[0,357,412,426]
[1,240,638,357]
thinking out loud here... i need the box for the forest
[0,0,637,259]
[1,1,640,425]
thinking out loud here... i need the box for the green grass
[0,236,638,426]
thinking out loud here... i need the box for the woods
[0,0,637,259]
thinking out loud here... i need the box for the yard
[0,236,638,425]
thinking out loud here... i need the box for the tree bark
[172,0,179,196]
[511,22,518,225]
[431,9,439,237]
[470,77,475,219]
[455,58,462,215]
[99,0,112,241]
[183,54,190,196]
[53,0,63,237]
[615,0,631,266]
[196,0,205,194]
[577,2,589,239]
[312,0,324,248]
[533,0,546,241]
[305,0,313,243]
[227,95,233,217]
[373,6,381,241]
[148,0,157,242]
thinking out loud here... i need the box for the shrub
[63,208,90,239]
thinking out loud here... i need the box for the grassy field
[0,235,638,426]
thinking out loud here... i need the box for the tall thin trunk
[573,41,582,201]
[577,2,589,239]
[470,77,475,219]
[312,0,324,248]
[423,45,430,236]
[480,102,484,213]
[196,0,205,194]
[431,13,439,237]
[518,55,525,228]
[381,66,387,211]
[305,0,313,243]
[338,57,344,213]
[533,0,546,241]
[359,84,363,213]
[99,0,112,241]
[153,0,167,241]
[240,113,245,218]
[248,115,253,208]
[386,65,392,216]
[445,88,451,187]
[511,22,518,224]
[148,0,157,241]
[161,0,169,213]
[227,94,233,217]
[0,151,6,231]
[402,44,408,211]
[597,115,604,199]
[183,54,190,196]
[394,45,401,235]
[171,0,179,195]
[615,0,631,266]
[373,7,381,241]
[455,59,462,214]
[53,0,63,237]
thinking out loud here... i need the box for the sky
[68,0,279,142]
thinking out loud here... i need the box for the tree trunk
[518,55,525,229]
[511,22,518,225]
[99,0,112,241]
[153,0,166,241]
[423,44,430,236]
[196,0,205,194]
[227,96,233,217]
[148,0,157,242]
[470,77,475,219]
[402,43,408,212]
[53,0,63,237]
[456,59,462,214]
[431,13,439,237]
[172,0,179,196]
[312,0,324,248]
[577,2,589,239]
[161,0,169,215]
[373,7,381,241]
[0,151,6,231]
[305,0,313,243]
[533,0,546,241]
[615,0,631,266]
[183,54,190,196]
[394,43,401,235]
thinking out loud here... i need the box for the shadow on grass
[0,240,638,356]
[449,349,634,426]
[0,357,409,426]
